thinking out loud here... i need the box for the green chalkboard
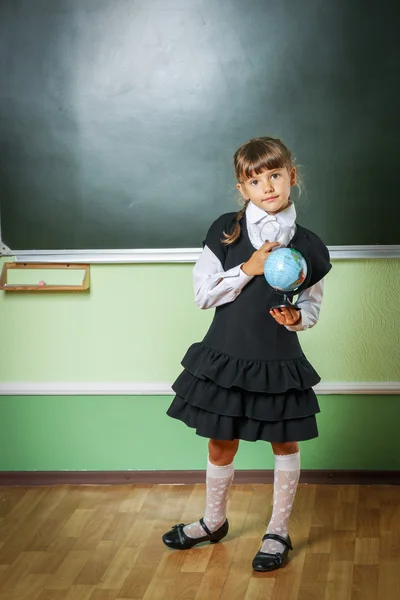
[0,0,398,250]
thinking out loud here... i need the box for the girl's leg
[184,438,239,538]
[260,441,300,554]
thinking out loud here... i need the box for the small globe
[264,248,308,292]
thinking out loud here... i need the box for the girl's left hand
[270,307,302,327]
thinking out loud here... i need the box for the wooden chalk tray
[0,262,90,292]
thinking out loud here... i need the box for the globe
[264,248,309,309]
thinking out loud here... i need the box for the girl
[162,137,331,572]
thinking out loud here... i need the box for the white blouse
[193,201,325,332]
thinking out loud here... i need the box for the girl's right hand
[241,241,280,276]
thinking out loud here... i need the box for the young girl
[162,137,331,572]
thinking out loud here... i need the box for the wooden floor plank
[325,560,353,600]
[351,565,378,600]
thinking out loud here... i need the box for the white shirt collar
[246,200,296,227]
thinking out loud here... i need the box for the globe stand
[270,291,300,311]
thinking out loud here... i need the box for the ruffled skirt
[166,343,321,443]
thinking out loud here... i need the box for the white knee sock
[261,451,300,554]
[184,458,234,538]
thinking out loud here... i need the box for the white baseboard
[0,381,399,395]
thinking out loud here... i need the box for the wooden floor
[0,483,399,599]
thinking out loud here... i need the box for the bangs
[240,153,287,180]
[234,137,292,182]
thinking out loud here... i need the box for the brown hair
[222,136,295,245]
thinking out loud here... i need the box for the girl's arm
[284,279,325,331]
[193,245,253,309]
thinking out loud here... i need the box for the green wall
[0,394,399,470]
[0,258,399,471]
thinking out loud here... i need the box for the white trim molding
[12,248,201,263]
[0,381,399,396]
[314,382,400,395]
[329,245,400,259]
[10,245,400,263]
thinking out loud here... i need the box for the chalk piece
[39,280,46,286]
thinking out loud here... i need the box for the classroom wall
[0,257,399,471]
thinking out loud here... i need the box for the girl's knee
[271,441,299,455]
[208,438,239,465]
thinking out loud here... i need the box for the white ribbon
[248,217,294,250]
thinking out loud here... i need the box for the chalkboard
[0,0,398,250]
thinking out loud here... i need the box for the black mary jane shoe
[162,517,229,550]
[252,533,293,572]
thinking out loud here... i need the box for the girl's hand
[270,307,302,327]
[241,241,280,276]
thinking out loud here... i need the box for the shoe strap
[261,533,293,550]
[199,517,213,537]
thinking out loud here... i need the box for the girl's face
[236,166,296,215]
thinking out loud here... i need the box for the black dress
[167,212,332,443]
